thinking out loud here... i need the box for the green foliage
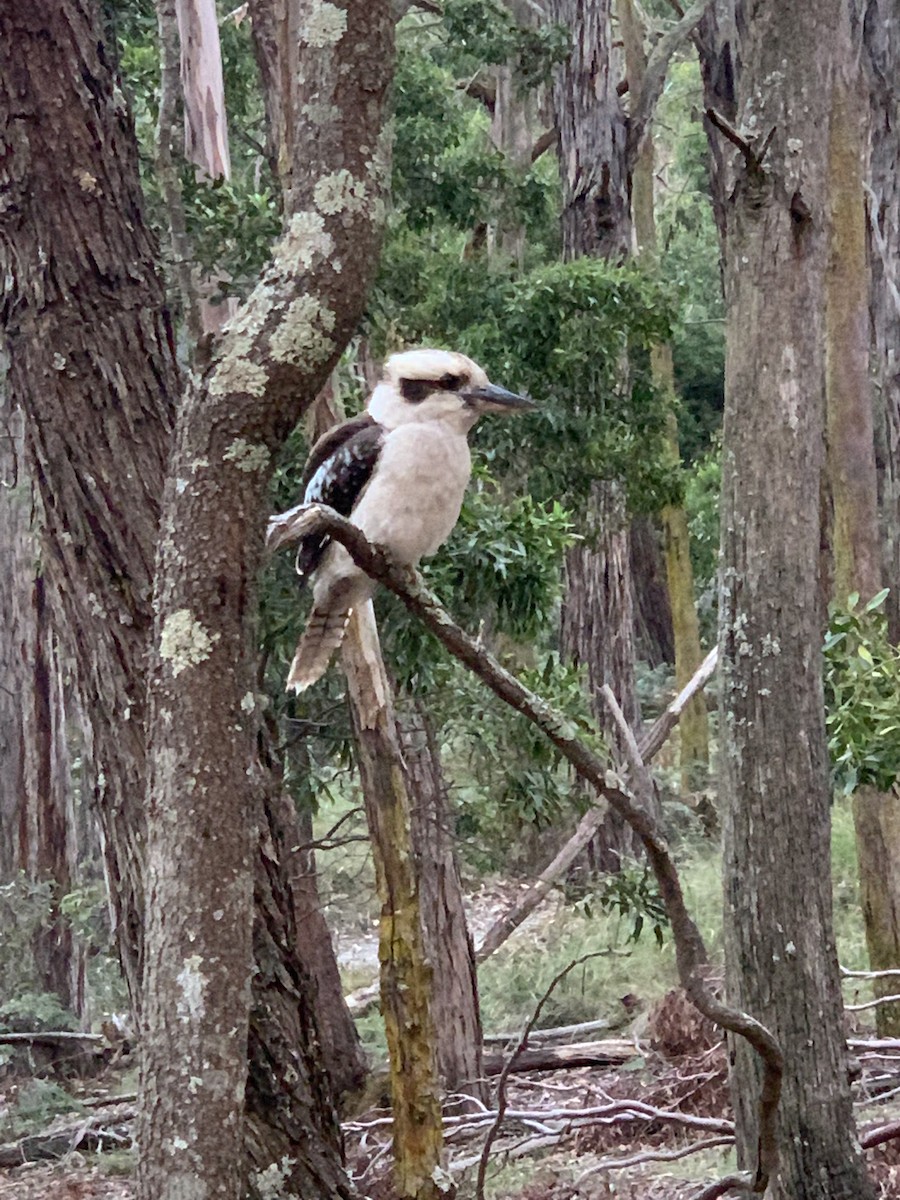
[824,590,900,795]
[655,60,725,461]
[0,1079,83,1143]
[576,867,669,948]
[435,0,570,87]
[0,992,77,1034]
[0,875,57,1002]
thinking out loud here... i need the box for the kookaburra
[276,348,535,692]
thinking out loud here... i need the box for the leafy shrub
[824,590,900,794]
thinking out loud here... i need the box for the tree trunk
[343,608,449,1200]
[2,1,393,1195]
[718,2,875,1194]
[399,699,486,1104]
[621,0,709,792]
[864,1,900,645]
[824,5,900,1039]
[0,400,82,1014]
[0,0,179,1008]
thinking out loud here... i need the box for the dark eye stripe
[400,373,470,403]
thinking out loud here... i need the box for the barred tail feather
[287,605,352,692]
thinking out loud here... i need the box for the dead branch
[475,646,718,963]
[627,0,716,167]
[530,127,557,162]
[154,0,203,345]
[575,1135,735,1185]
[482,1038,637,1076]
[0,1031,103,1045]
[476,953,608,1200]
[483,1017,613,1045]
[843,965,900,980]
[861,1118,900,1149]
[846,993,900,1011]
[705,107,776,174]
[0,1107,135,1167]
[269,504,783,1197]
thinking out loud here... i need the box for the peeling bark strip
[139,1,395,1197]
[268,504,783,1190]
[175,0,231,180]
[718,2,876,1196]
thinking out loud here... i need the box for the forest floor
[2,880,900,1198]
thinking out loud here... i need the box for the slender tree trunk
[343,609,449,1200]
[552,0,641,869]
[399,699,486,1104]
[620,0,709,792]
[864,1,900,645]
[824,6,900,1039]
[718,2,875,1194]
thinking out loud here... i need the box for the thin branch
[475,952,608,1200]
[627,0,716,168]
[530,127,557,163]
[846,993,900,1012]
[269,504,784,1193]
[575,1135,734,1184]
[705,107,776,174]
[861,1119,900,1150]
[842,965,900,980]
[690,1176,757,1200]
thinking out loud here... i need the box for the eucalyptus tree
[717,0,876,1192]
[0,2,394,1198]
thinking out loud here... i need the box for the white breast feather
[351,424,472,562]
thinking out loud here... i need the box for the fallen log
[0,1107,134,1167]
[482,1038,638,1076]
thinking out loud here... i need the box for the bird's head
[368,348,535,432]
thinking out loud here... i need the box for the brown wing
[299,413,379,495]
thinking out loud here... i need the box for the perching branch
[626,0,716,168]
[269,504,784,1192]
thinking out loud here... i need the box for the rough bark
[399,699,486,1104]
[0,0,179,1008]
[718,2,875,1194]
[864,1,900,643]
[342,609,448,1200]
[139,0,395,1193]
[824,5,900,1040]
[560,488,640,868]
[693,0,742,257]
[0,401,82,1014]
[552,0,630,263]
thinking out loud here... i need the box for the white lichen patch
[191,457,209,473]
[269,295,335,369]
[223,438,270,473]
[280,210,334,273]
[176,955,207,1022]
[52,352,67,371]
[240,691,256,713]
[251,1157,297,1199]
[313,169,367,216]
[208,355,268,398]
[159,610,219,676]
[301,100,340,126]
[301,0,346,47]
[75,169,99,194]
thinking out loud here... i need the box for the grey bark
[139,0,395,1193]
[864,1,900,642]
[717,2,875,1194]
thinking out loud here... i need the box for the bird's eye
[439,373,461,391]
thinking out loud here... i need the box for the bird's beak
[462,383,537,413]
